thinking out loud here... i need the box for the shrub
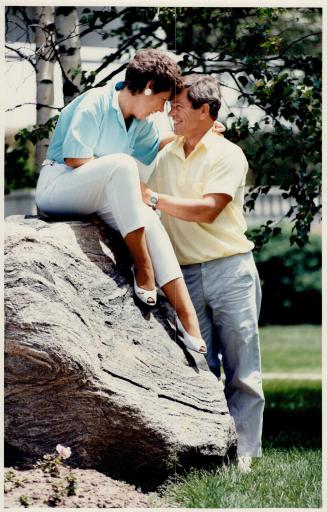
[5,140,36,194]
[251,226,321,325]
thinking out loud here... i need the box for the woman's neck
[118,88,134,120]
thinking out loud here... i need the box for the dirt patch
[4,466,163,508]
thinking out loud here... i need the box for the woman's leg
[36,155,155,289]
[138,205,203,338]
[124,228,154,290]
[162,278,202,339]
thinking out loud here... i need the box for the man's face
[169,89,202,137]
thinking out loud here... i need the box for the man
[142,74,265,473]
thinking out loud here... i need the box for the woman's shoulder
[134,116,158,136]
[74,83,114,111]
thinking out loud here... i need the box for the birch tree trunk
[35,6,56,173]
[55,7,81,106]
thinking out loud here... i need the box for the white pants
[35,154,183,287]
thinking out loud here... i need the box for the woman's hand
[64,157,95,168]
[140,181,153,205]
[211,121,226,136]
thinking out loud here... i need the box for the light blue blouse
[46,82,160,166]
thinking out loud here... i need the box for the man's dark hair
[182,74,221,119]
[125,49,183,97]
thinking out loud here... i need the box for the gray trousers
[181,251,265,457]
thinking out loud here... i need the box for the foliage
[5,7,321,247]
[158,7,322,249]
[4,470,26,494]
[252,226,321,324]
[33,445,76,506]
[5,116,59,193]
[19,494,30,507]
[5,140,36,194]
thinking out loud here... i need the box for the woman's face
[132,89,171,120]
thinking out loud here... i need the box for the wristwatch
[149,192,159,210]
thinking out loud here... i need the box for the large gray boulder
[4,215,236,485]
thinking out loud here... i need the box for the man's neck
[183,124,213,158]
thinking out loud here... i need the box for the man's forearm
[156,193,224,223]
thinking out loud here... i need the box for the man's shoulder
[157,137,181,161]
[206,131,245,157]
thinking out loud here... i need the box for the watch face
[150,195,158,206]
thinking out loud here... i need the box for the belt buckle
[42,159,55,167]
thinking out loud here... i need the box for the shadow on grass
[262,379,322,449]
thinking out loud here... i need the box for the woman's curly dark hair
[125,49,183,97]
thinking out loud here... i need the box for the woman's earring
[144,88,152,96]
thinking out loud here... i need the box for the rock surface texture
[5,215,236,485]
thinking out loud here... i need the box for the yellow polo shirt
[149,129,254,265]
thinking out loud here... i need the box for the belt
[41,159,56,166]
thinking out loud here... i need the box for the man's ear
[200,103,210,119]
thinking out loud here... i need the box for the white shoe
[132,268,157,306]
[168,316,207,354]
[237,456,252,473]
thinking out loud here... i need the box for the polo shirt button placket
[178,160,187,187]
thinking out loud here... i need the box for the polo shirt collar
[169,125,215,159]
[195,126,216,150]
[111,84,140,131]
[112,85,120,112]
[169,136,185,159]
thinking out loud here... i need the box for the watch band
[149,192,159,210]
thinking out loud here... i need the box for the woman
[36,49,206,354]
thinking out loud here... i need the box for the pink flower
[56,444,72,459]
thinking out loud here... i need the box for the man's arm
[141,182,231,223]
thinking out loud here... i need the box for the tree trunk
[55,7,81,106]
[35,6,56,173]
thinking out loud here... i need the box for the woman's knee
[98,153,138,175]
[143,205,164,232]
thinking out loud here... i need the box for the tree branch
[78,7,131,38]
[6,102,62,112]
[279,31,322,57]
[93,20,161,75]
[94,62,128,88]
[5,44,36,70]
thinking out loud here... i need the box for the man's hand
[212,121,226,136]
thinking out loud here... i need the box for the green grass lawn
[160,324,322,508]
[260,324,321,373]
[161,448,322,508]
[262,379,321,449]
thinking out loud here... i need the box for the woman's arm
[159,133,177,150]
[64,157,94,168]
